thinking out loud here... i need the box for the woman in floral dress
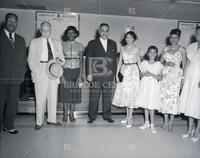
[112,31,141,128]
[160,28,186,132]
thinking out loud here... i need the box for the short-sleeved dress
[135,60,163,110]
[112,46,140,108]
[160,46,183,114]
[59,41,83,103]
[179,42,200,119]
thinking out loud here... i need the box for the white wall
[1,8,178,55]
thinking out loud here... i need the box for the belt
[40,61,48,63]
[123,63,136,65]
[65,57,79,59]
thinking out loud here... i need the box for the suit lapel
[2,30,15,50]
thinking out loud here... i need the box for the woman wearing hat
[59,26,84,122]
[160,28,186,132]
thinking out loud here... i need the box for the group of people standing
[0,12,199,143]
[112,27,200,143]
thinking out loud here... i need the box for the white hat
[46,59,63,80]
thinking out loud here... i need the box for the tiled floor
[0,114,200,158]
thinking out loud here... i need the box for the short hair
[5,13,18,21]
[170,28,181,37]
[64,25,80,38]
[143,45,159,61]
[99,23,109,29]
[40,21,51,28]
[121,31,138,46]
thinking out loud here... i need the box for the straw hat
[46,59,63,80]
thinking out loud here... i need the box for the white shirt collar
[100,37,107,43]
[4,28,15,41]
[99,37,108,52]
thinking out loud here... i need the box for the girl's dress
[112,47,140,108]
[135,60,163,110]
[179,42,200,119]
[160,46,183,114]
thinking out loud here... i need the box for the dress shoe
[3,127,19,134]
[126,120,132,128]
[104,118,115,123]
[192,133,200,142]
[34,125,42,130]
[182,129,195,138]
[139,122,150,130]
[121,119,127,124]
[47,121,62,126]
[87,120,94,124]
[150,124,157,134]
[69,113,76,122]
[62,115,68,122]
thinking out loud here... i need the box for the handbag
[118,71,124,82]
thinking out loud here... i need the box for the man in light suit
[85,23,117,123]
[28,21,64,130]
[0,13,26,134]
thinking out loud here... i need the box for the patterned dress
[112,46,140,108]
[160,46,183,114]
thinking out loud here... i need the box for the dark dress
[59,41,83,103]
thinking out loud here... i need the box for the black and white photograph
[0,0,200,158]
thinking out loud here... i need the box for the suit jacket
[0,29,26,85]
[27,37,64,83]
[85,38,117,81]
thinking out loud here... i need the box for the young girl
[135,46,163,134]
[112,31,141,128]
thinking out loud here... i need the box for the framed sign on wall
[178,21,200,47]
[36,11,80,41]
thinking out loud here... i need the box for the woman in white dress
[180,26,200,142]
[135,46,163,134]
[112,31,141,128]
[160,28,186,132]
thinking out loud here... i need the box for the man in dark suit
[85,23,117,123]
[0,13,26,134]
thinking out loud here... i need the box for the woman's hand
[78,75,83,83]
[115,74,119,83]
[87,75,93,82]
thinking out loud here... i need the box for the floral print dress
[160,46,183,114]
[112,47,140,108]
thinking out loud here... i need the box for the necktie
[9,33,15,48]
[47,39,53,61]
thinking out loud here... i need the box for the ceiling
[1,0,200,21]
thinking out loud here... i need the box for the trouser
[88,81,113,120]
[34,63,58,126]
[0,84,19,130]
